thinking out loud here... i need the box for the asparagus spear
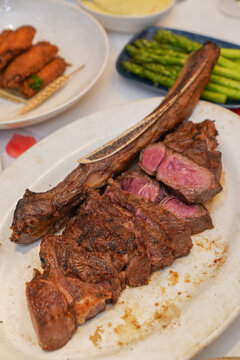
[133,39,187,53]
[144,47,188,59]
[155,30,240,60]
[122,61,227,104]
[212,65,240,81]
[201,90,227,104]
[126,44,187,60]
[210,74,240,90]
[154,30,200,52]
[144,63,181,79]
[217,56,240,73]
[122,61,175,88]
[130,53,185,66]
[143,64,180,80]
[206,83,240,100]
[220,48,240,60]
[133,39,160,49]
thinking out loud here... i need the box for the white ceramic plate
[0,98,240,360]
[0,0,109,129]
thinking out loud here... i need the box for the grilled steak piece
[106,179,192,259]
[119,171,213,235]
[10,42,220,244]
[139,142,222,203]
[62,193,152,288]
[27,190,177,350]
[164,119,222,180]
[40,234,122,302]
[27,268,112,351]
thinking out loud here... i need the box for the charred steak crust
[11,42,220,244]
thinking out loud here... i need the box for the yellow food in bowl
[81,0,172,16]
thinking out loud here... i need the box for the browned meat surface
[164,120,222,180]
[139,142,222,203]
[10,42,220,244]
[118,170,213,235]
[62,192,152,288]
[27,264,112,350]
[27,190,178,350]
[106,180,192,259]
[3,41,58,88]
[20,57,67,98]
[0,26,36,70]
[0,70,4,88]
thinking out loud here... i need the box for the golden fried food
[0,29,12,43]
[3,41,58,88]
[20,57,67,98]
[0,26,36,70]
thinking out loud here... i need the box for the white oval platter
[0,97,240,360]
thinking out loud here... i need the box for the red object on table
[6,133,37,158]
[232,109,240,116]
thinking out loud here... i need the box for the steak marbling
[139,142,222,203]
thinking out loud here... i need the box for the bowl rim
[78,0,175,19]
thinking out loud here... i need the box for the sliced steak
[160,196,213,235]
[63,192,152,288]
[139,142,222,203]
[119,170,213,235]
[11,41,220,244]
[27,190,176,350]
[164,119,222,180]
[88,192,175,271]
[106,179,192,259]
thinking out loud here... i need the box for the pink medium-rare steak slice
[163,119,222,180]
[119,171,213,235]
[121,171,161,202]
[139,142,222,203]
[160,196,212,235]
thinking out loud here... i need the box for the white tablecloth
[1,0,240,358]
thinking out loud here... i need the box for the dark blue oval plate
[116,26,240,109]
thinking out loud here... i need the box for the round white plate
[0,0,109,129]
[0,98,240,360]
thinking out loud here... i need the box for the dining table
[0,0,240,358]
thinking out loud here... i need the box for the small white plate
[0,98,240,359]
[0,0,109,129]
